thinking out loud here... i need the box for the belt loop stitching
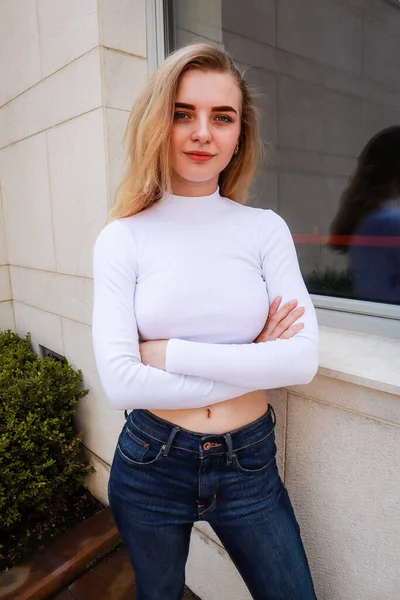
[162,426,181,457]
[269,404,276,426]
[224,433,234,464]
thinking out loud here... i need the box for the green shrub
[0,330,93,566]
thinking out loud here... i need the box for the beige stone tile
[59,276,93,326]
[0,301,15,331]
[187,527,252,600]
[0,200,8,267]
[278,75,361,157]
[274,148,356,179]
[250,168,278,212]
[0,48,102,148]
[100,0,146,57]
[62,318,125,465]
[0,0,42,106]
[13,300,63,356]
[288,375,400,425]
[37,0,99,78]
[245,68,277,147]
[361,100,400,149]
[10,266,93,326]
[359,0,400,40]
[10,266,61,314]
[103,49,148,112]
[84,450,111,505]
[221,0,275,46]
[0,190,8,265]
[286,397,400,600]
[277,0,359,74]
[363,20,400,90]
[47,109,108,277]
[0,266,11,301]
[105,107,129,203]
[0,133,56,270]
[174,28,224,49]
[278,171,347,236]
[175,0,222,43]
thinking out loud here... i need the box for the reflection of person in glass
[330,126,400,304]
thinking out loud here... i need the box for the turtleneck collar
[156,186,226,223]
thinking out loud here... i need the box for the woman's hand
[139,340,168,369]
[254,297,305,343]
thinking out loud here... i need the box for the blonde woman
[92,44,319,600]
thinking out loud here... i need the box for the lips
[184,151,216,163]
[185,151,215,157]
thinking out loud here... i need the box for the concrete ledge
[0,507,120,600]
[316,326,400,396]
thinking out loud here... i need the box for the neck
[156,186,224,224]
[170,174,219,197]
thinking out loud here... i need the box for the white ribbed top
[92,187,319,410]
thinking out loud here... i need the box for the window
[161,0,400,336]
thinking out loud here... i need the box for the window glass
[166,0,400,306]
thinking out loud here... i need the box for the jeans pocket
[116,422,165,467]
[233,426,277,474]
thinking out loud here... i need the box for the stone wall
[0,0,148,486]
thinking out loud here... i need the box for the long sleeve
[165,210,319,389]
[92,219,253,410]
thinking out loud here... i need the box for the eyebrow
[175,102,238,114]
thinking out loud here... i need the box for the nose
[191,115,212,144]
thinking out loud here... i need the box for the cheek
[217,132,239,161]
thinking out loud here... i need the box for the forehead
[176,70,241,110]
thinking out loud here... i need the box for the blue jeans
[108,405,317,600]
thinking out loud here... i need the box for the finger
[259,297,282,336]
[264,300,298,335]
[272,307,305,338]
[279,322,304,339]
[258,307,304,342]
[268,296,282,318]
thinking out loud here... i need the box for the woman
[330,126,400,303]
[92,43,319,600]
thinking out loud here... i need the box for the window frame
[148,0,400,339]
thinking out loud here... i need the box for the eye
[215,115,233,123]
[174,112,189,120]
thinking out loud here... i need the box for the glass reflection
[167,0,400,305]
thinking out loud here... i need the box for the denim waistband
[124,404,276,460]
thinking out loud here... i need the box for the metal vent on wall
[39,345,66,363]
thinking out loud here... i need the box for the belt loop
[124,409,129,421]
[269,404,276,426]
[224,433,234,464]
[162,426,181,457]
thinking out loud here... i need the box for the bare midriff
[149,389,268,434]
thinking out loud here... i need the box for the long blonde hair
[108,43,264,222]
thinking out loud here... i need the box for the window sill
[318,326,400,396]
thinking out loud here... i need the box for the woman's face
[170,69,242,196]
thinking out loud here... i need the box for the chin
[176,169,219,185]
